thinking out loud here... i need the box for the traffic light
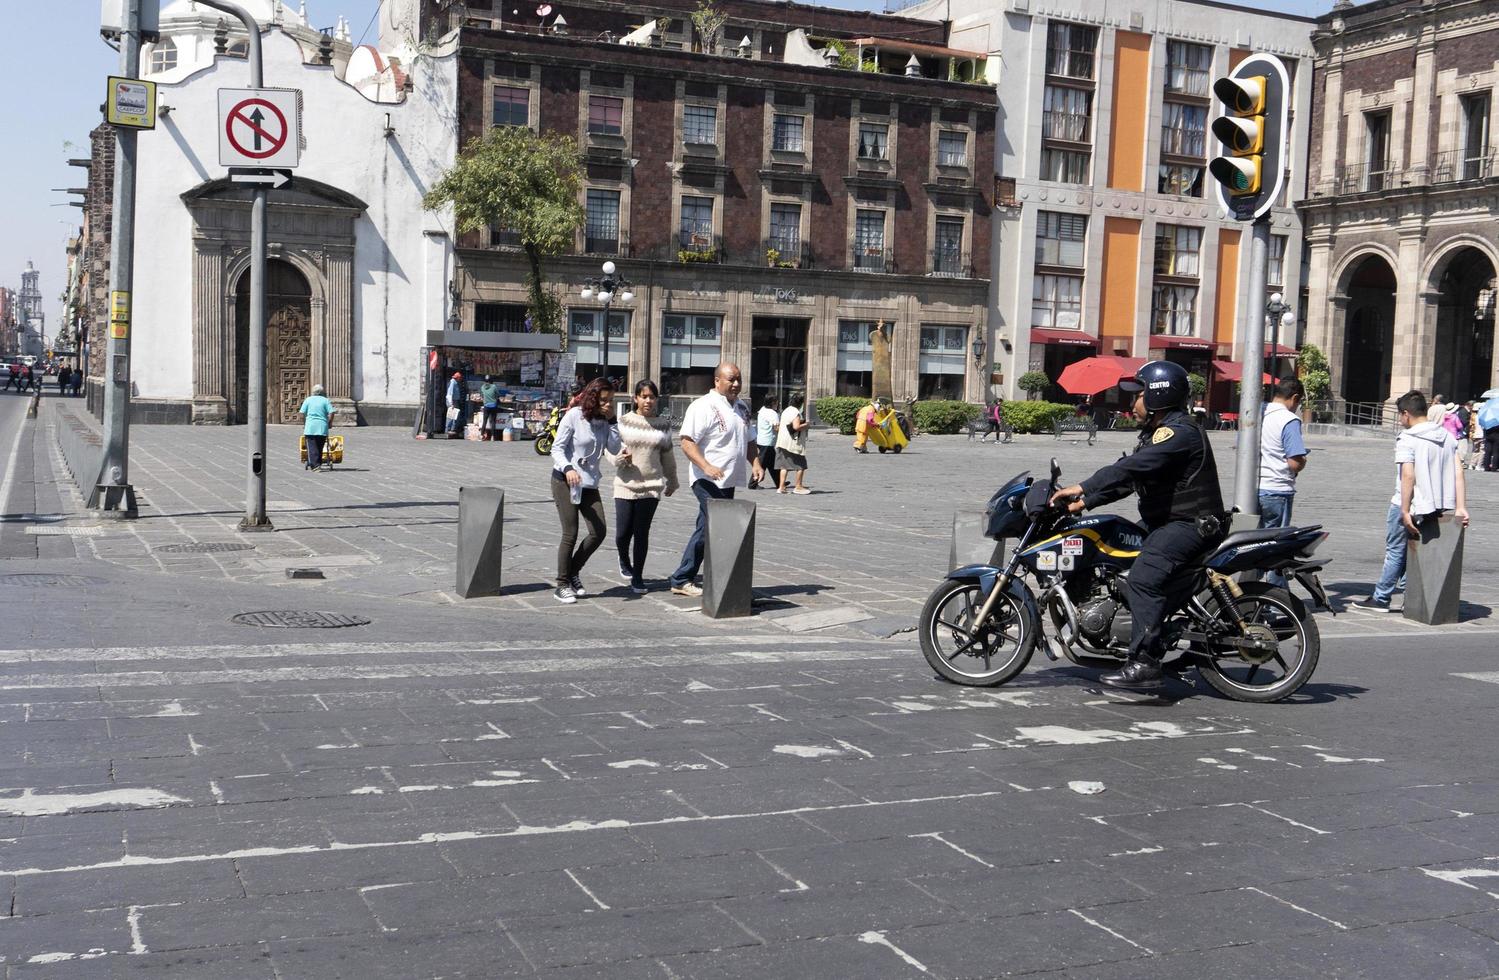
[1209,54,1289,221]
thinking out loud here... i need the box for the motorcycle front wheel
[534,432,554,456]
[1194,582,1320,703]
[920,579,1038,686]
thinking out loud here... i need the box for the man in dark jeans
[668,363,764,596]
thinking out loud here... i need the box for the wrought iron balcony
[853,245,894,273]
[1431,147,1495,183]
[677,231,723,263]
[762,238,812,269]
[1337,160,1394,194]
[931,248,971,278]
[583,230,629,257]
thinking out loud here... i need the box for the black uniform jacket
[1077,409,1226,530]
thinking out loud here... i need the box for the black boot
[1101,657,1165,690]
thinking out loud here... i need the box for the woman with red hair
[549,378,628,603]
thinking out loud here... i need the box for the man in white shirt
[669,363,764,596]
[1353,390,1470,612]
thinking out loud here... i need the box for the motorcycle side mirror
[1049,457,1061,484]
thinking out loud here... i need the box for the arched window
[148,37,178,73]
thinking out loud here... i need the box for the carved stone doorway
[234,260,314,424]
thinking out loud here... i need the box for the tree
[1187,372,1207,400]
[423,126,585,337]
[1296,343,1332,404]
[690,0,727,54]
[1017,370,1050,401]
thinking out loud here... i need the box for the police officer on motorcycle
[1050,361,1227,690]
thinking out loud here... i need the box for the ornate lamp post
[579,260,634,385]
[1265,292,1296,381]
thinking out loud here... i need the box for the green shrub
[1298,343,1329,375]
[913,400,982,434]
[1187,372,1207,399]
[813,396,868,435]
[1017,371,1050,399]
[1300,368,1332,404]
[999,400,1076,434]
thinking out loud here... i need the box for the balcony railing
[1338,160,1393,194]
[677,231,722,263]
[853,245,894,273]
[763,238,812,269]
[931,248,971,278]
[584,230,628,256]
[1431,147,1495,183]
[1042,110,1091,143]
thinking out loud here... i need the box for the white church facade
[123,0,457,425]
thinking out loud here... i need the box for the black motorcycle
[918,460,1331,703]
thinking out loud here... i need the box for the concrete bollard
[949,511,1003,571]
[703,498,755,618]
[1404,514,1464,625]
[456,486,505,598]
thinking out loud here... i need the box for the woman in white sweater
[609,380,679,593]
[549,379,625,604]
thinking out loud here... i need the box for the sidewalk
[35,400,1499,641]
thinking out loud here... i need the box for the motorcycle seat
[1214,527,1293,550]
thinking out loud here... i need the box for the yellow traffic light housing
[1213,75,1266,116]
[1209,156,1261,195]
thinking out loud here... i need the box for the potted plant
[1017,370,1050,401]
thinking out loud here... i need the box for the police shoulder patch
[1151,427,1175,445]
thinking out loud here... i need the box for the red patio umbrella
[1056,356,1146,396]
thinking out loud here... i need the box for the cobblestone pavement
[3,397,1499,977]
[25,401,1499,642]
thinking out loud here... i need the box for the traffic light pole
[1232,216,1271,518]
[197,0,272,531]
[95,0,142,518]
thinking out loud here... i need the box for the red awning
[1211,360,1274,384]
[1149,335,1216,351]
[1264,344,1298,356]
[1030,328,1099,348]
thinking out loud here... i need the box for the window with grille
[1045,22,1096,80]
[588,96,623,136]
[680,196,714,245]
[1151,284,1198,336]
[1035,212,1087,267]
[1153,225,1202,278]
[1032,274,1084,331]
[569,310,631,369]
[585,190,620,253]
[934,219,964,275]
[857,123,889,161]
[773,114,805,152]
[1040,147,1090,184]
[769,203,801,253]
[854,210,886,270]
[493,86,529,127]
[1164,40,1212,97]
[919,325,968,398]
[683,104,717,144]
[1043,86,1093,143]
[1160,103,1207,159]
[1267,234,1287,287]
[937,131,968,167]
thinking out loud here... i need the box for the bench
[966,415,1013,444]
[1051,415,1098,446]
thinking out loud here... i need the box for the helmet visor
[1118,377,1144,393]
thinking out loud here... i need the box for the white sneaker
[569,575,587,597]
[671,582,703,597]
[553,586,577,604]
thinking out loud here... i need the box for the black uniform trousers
[1124,519,1216,662]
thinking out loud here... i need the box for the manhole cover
[231,610,371,629]
[155,542,257,554]
[0,573,110,588]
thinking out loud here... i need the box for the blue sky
[4,0,1328,326]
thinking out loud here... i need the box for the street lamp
[579,260,634,386]
[1265,292,1295,381]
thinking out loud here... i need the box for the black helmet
[1120,360,1190,412]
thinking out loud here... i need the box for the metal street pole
[1232,216,1271,517]
[198,0,271,530]
[96,0,142,518]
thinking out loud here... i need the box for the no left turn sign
[218,87,301,169]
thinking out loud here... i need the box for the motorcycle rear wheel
[1195,583,1320,703]
[920,579,1037,686]
[534,432,554,456]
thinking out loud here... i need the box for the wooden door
[267,305,311,424]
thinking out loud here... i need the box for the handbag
[445,407,460,422]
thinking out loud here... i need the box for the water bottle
[570,461,583,505]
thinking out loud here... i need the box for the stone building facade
[397,0,997,407]
[1301,0,1499,408]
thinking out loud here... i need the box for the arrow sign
[248,107,266,150]
[228,168,293,189]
